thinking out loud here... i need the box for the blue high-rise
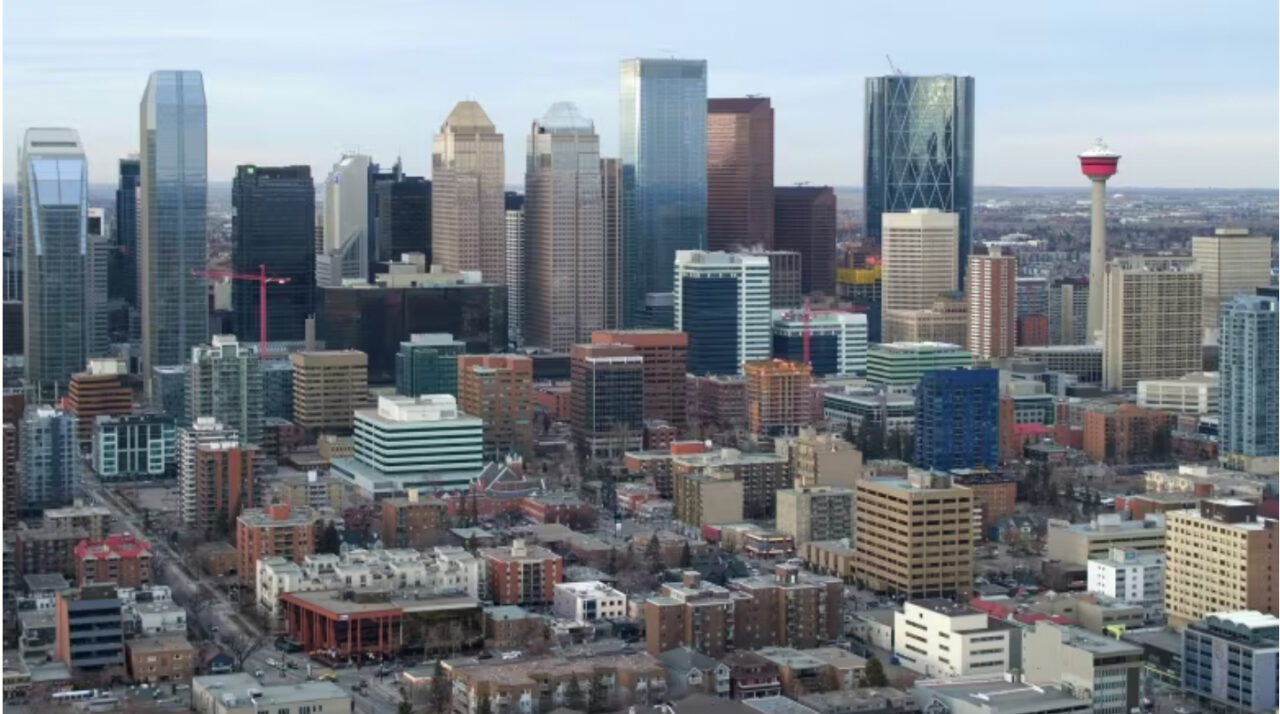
[865,75,974,285]
[620,58,707,327]
[914,367,997,471]
[1219,294,1279,468]
[140,70,208,396]
[112,158,140,306]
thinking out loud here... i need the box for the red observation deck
[1079,138,1120,179]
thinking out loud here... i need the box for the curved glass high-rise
[864,75,974,284]
[140,70,208,394]
[620,58,707,327]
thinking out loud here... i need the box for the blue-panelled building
[1182,611,1279,714]
[1219,294,1279,468]
[913,367,998,471]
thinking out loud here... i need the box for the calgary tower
[1079,139,1120,342]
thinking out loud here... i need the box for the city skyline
[3,0,1277,189]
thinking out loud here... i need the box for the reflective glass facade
[620,59,707,326]
[20,128,87,395]
[140,71,208,388]
[231,165,315,343]
[111,157,140,307]
[1219,295,1279,461]
[865,75,974,284]
[316,284,507,385]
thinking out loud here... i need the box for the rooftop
[457,652,662,686]
[743,696,821,714]
[74,534,151,560]
[194,674,348,707]
[911,598,982,618]
[281,588,480,617]
[23,573,71,592]
[913,677,1088,714]
[126,634,195,655]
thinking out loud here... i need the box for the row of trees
[844,419,914,463]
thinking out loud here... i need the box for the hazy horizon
[5,1,1277,188]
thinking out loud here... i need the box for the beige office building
[776,486,854,546]
[1046,513,1166,567]
[432,101,506,284]
[1102,257,1202,390]
[852,470,974,599]
[524,103,604,351]
[775,426,864,489]
[290,350,369,431]
[1164,500,1279,630]
[601,158,625,330]
[673,472,744,527]
[880,209,959,342]
[883,293,968,348]
[1191,228,1272,330]
[966,246,1017,360]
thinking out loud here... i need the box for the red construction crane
[191,264,291,359]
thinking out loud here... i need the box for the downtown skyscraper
[432,101,506,285]
[707,97,774,252]
[620,58,708,327]
[231,165,315,344]
[19,127,88,397]
[140,70,208,394]
[1219,294,1279,470]
[524,102,604,351]
[317,153,372,286]
[865,75,974,284]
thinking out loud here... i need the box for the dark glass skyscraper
[231,165,315,344]
[864,75,974,284]
[373,159,431,264]
[140,70,208,392]
[111,158,140,305]
[620,58,708,327]
[707,97,774,252]
[775,185,837,297]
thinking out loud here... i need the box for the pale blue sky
[4,0,1277,188]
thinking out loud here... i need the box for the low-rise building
[75,534,153,589]
[1045,513,1166,568]
[893,600,1011,678]
[280,589,482,659]
[484,605,545,650]
[774,426,864,489]
[672,447,791,520]
[125,634,196,683]
[54,584,124,673]
[192,674,350,714]
[1136,371,1219,414]
[552,581,627,624]
[1181,611,1278,714]
[236,503,320,587]
[1087,547,1164,611]
[1023,621,1143,714]
[800,539,855,583]
[450,652,668,714]
[656,647,731,699]
[645,572,742,658]
[379,494,449,549]
[728,565,844,651]
[799,688,918,714]
[909,677,1090,714]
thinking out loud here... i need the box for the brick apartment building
[75,534,153,588]
[592,330,689,428]
[479,540,563,606]
[457,354,535,459]
[379,494,448,549]
[235,503,319,586]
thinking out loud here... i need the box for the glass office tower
[140,70,208,394]
[620,58,708,327]
[231,165,315,344]
[19,128,88,398]
[864,75,974,284]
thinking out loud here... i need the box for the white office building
[1136,372,1220,415]
[893,599,1011,678]
[1087,547,1165,611]
[674,251,771,376]
[772,309,868,377]
[332,394,484,496]
[318,154,372,287]
[552,580,628,623]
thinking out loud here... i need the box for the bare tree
[221,631,272,671]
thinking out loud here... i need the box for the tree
[317,521,342,555]
[429,660,451,713]
[565,677,585,711]
[476,694,492,714]
[398,692,415,714]
[645,533,663,574]
[605,548,619,576]
[465,534,479,554]
[588,675,608,713]
[623,542,637,571]
[222,631,271,671]
[679,541,693,569]
[862,655,889,687]
[842,419,856,445]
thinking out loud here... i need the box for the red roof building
[75,534,153,588]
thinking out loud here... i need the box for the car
[266,658,280,668]
[316,674,337,682]
[254,670,265,679]
[500,651,521,661]
[286,660,299,669]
